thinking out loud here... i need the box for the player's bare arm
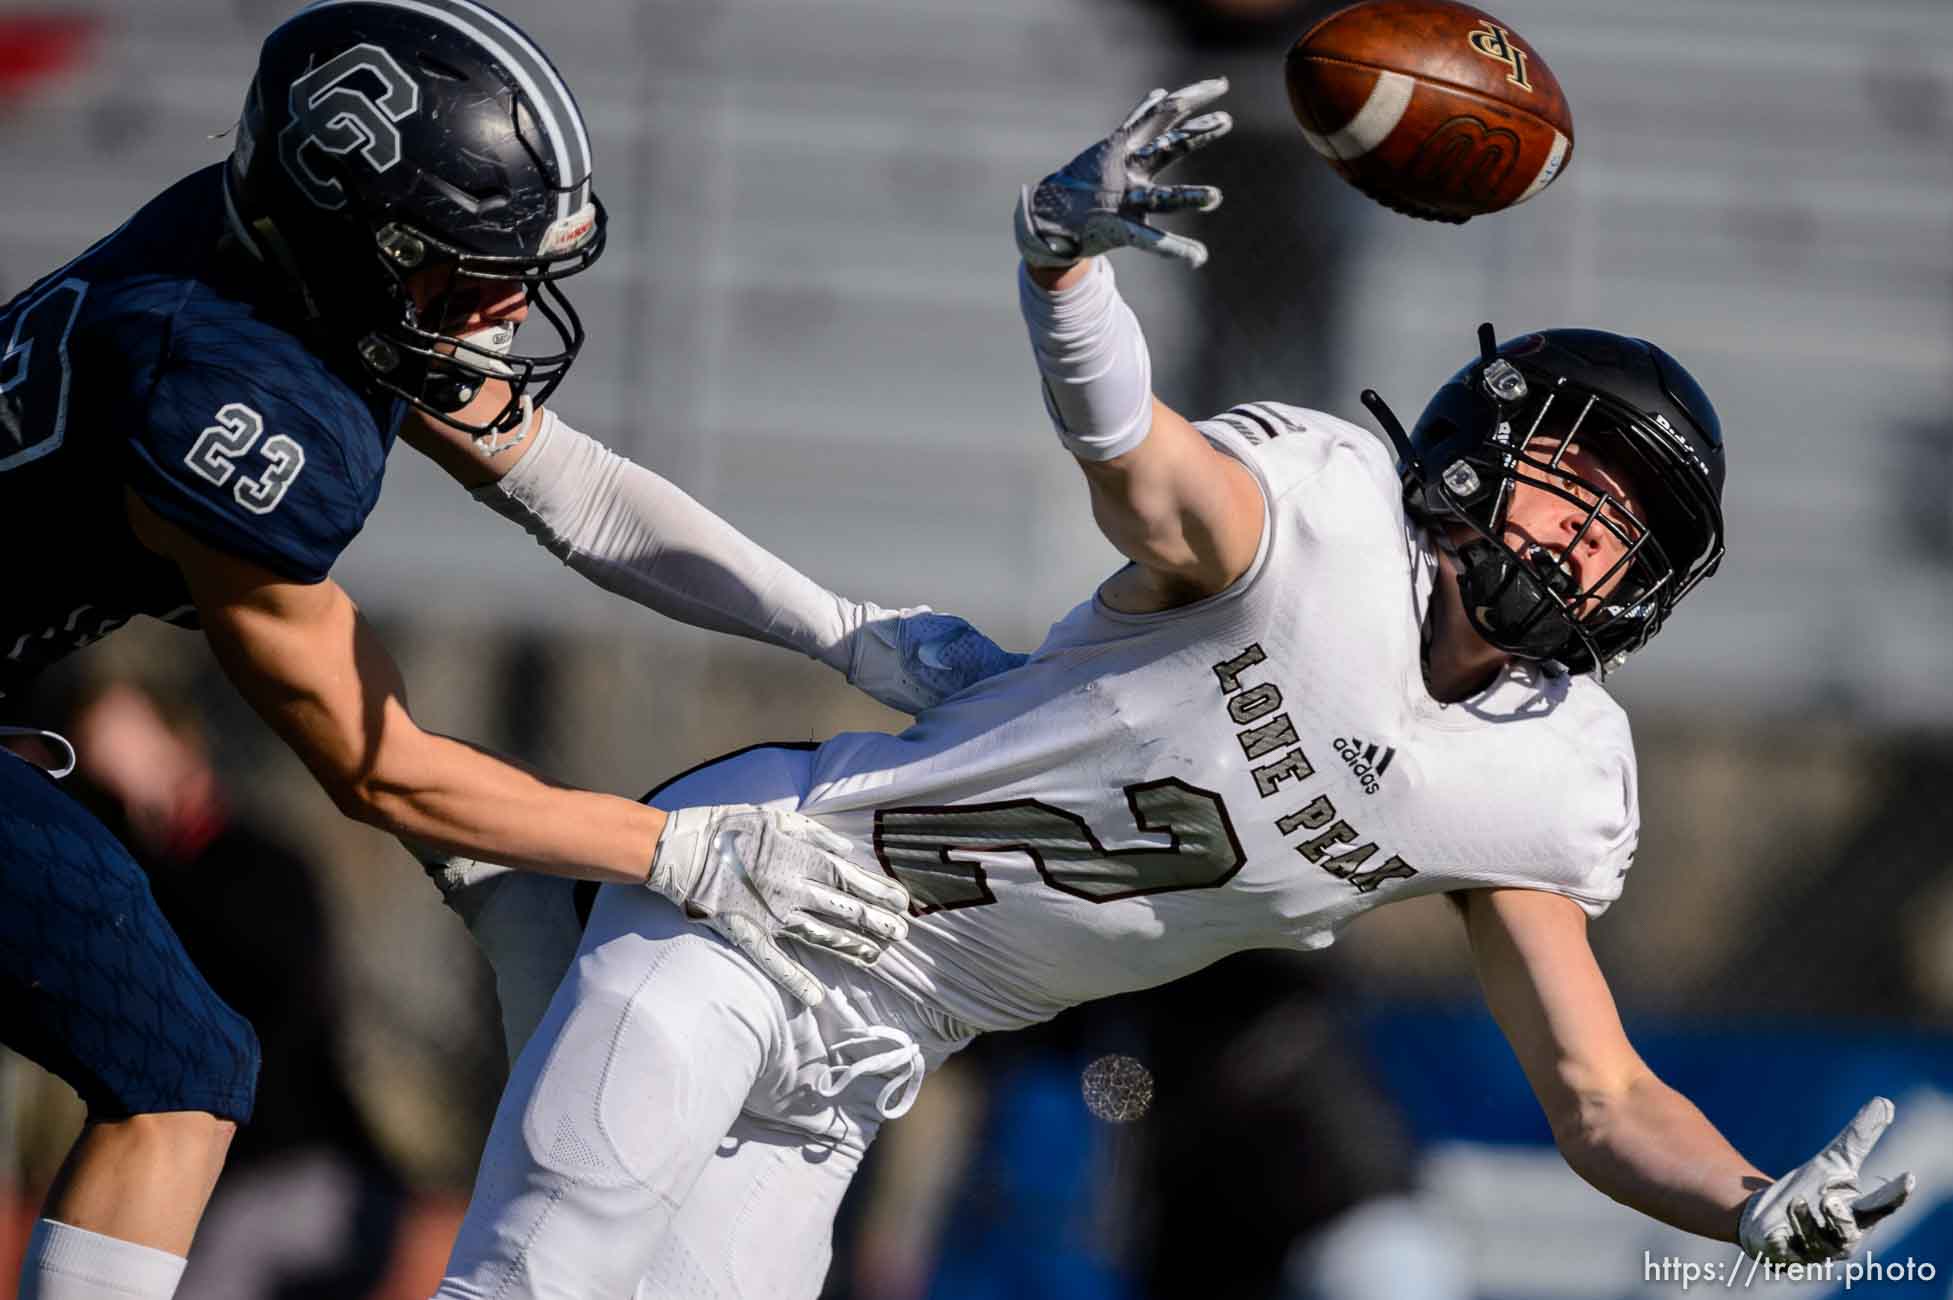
[1465,887,1912,1260]
[1080,394,1265,611]
[126,491,907,1005]
[1015,81,1266,610]
[127,487,659,881]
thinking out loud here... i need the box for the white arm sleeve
[475,409,865,672]
[1019,258,1154,461]
[473,411,1024,714]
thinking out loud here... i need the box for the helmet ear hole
[357,335,400,373]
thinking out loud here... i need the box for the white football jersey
[797,405,1638,1033]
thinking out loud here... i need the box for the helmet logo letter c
[278,44,421,211]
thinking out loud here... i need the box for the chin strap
[445,322,533,455]
[471,393,534,457]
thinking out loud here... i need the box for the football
[1285,0,1573,223]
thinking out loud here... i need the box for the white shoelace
[0,727,76,779]
[811,1025,925,1120]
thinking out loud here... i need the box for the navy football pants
[0,750,257,1122]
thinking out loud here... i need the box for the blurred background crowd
[3,0,1952,1296]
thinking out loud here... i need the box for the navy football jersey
[0,164,400,696]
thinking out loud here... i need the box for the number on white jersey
[874,778,1244,913]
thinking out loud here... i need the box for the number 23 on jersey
[183,401,307,515]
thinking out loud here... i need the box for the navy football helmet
[225,0,604,434]
[1364,325,1726,676]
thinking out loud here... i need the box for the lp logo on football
[279,44,421,210]
[1468,21,1533,91]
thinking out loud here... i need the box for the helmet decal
[298,0,593,222]
[538,202,599,257]
[277,44,421,210]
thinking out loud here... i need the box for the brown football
[1285,0,1573,223]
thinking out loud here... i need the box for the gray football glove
[1014,78,1233,271]
[849,606,1028,715]
[647,804,911,1006]
[1738,1097,1915,1264]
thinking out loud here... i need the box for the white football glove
[848,606,1028,715]
[1738,1097,1916,1264]
[1014,78,1233,271]
[647,804,911,1006]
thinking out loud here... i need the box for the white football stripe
[1515,128,1571,205]
[1318,70,1416,162]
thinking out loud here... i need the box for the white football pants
[434,744,969,1300]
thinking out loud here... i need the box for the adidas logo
[1332,737,1396,796]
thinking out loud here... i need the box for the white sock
[18,1220,187,1300]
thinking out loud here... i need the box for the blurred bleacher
[7,0,1953,719]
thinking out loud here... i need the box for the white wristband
[1018,259,1154,462]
